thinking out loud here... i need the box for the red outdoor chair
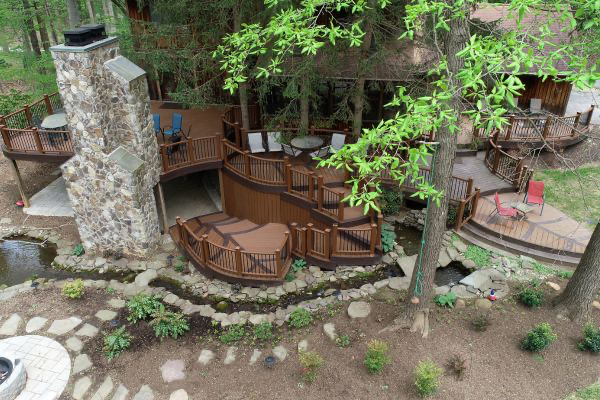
[489,192,518,220]
[523,180,545,215]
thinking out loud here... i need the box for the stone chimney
[51,35,161,257]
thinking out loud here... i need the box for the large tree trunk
[33,1,51,51]
[45,0,59,44]
[22,0,42,56]
[553,222,600,321]
[233,2,250,130]
[102,0,116,33]
[351,0,375,137]
[66,0,81,27]
[86,0,96,23]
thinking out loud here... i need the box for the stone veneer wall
[51,38,161,257]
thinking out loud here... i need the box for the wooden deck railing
[159,134,222,172]
[485,139,531,190]
[0,126,73,155]
[223,139,288,185]
[0,92,62,130]
[222,105,261,147]
[455,188,481,231]
[176,217,290,281]
[240,126,351,152]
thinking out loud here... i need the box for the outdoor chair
[310,146,329,159]
[530,98,542,113]
[282,143,301,157]
[330,133,346,153]
[162,112,183,141]
[267,132,283,153]
[153,114,162,136]
[489,192,518,220]
[523,180,545,215]
[248,132,266,153]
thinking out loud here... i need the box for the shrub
[72,243,85,256]
[291,258,307,273]
[174,260,185,273]
[62,279,85,299]
[446,205,458,226]
[284,272,295,282]
[446,353,469,380]
[336,335,351,348]
[288,308,313,329]
[518,287,544,308]
[464,245,490,267]
[471,314,491,332]
[253,322,274,341]
[381,223,397,253]
[415,360,444,397]
[578,324,600,353]
[381,189,403,215]
[149,306,190,340]
[219,324,246,344]
[434,292,457,308]
[103,327,132,361]
[126,294,163,323]
[521,322,557,352]
[364,340,389,374]
[299,351,324,383]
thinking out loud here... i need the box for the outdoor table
[511,201,534,220]
[291,135,324,165]
[41,113,68,143]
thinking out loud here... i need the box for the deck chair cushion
[267,132,283,152]
[248,132,266,153]
[330,133,346,153]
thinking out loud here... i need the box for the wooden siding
[222,171,282,224]
[517,75,572,116]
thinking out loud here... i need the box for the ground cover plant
[518,286,544,308]
[578,324,600,353]
[434,292,457,308]
[253,322,274,342]
[288,308,313,329]
[126,294,163,323]
[521,322,557,352]
[149,306,190,340]
[381,189,403,214]
[219,324,246,344]
[381,223,397,253]
[464,245,490,267]
[103,326,133,361]
[62,279,85,299]
[364,339,389,374]
[415,359,444,397]
[72,243,85,257]
[298,351,324,383]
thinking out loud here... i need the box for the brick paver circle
[0,335,70,399]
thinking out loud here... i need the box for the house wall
[517,75,572,116]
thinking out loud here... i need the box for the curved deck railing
[176,217,290,281]
[485,139,532,190]
[159,134,222,172]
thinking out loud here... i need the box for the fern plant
[381,223,396,253]
[72,243,85,256]
[126,294,163,323]
[150,306,190,340]
[434,292,457,308]
[103,327,133,361]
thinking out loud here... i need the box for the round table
[291,136,324,165]
[41,113,67,129]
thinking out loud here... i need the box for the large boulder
[397,255,418,278]
[438,250,452,267]
[347,301,371,319]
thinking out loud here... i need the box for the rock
[374,279,389,289]
[73,376,93,400]
[47,316,82,335]
[132,385,154,400]
[95,310,117,321]
[160,359,186,383]
[248,314,266,325]
[455,299,466,309]
[76,323,99,338]
[463,259,477,269]
[134,270,158,287]
[127,260,147,272]
[297,340,308,352]
[273,345,287,361]
[73,354,93,374]
[224,347,237,365]
[283,281,296,293]
[397,255,417,278]
[198,349,214,365]
[0,314,22,335]
[450,285,478,299]
[435,285,450,295]
[454,240,468,252]
[323,323,337,340]
[593,301,600,311]
[66,336,83,352]
[199,305,216,318]
[294,280,307,290]
[381,254,394,264]
[460,270,495,289]
[170,389,189,400]
[249,349,262,365]
[111,385,129,400]
[388,276,410,291]
[446,246,458,260]
[475,298,492,310]
[90,376,113,400]
[95,257,107,267]
[215,301,229,312]
[25,316,48,333]
[347,301,371,319]
[438,250,452,267]
[163,293,179,304]
[546,281,560,291]
[480,268,506,282]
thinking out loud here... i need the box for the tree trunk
[86,0,96,23]
[22,0,42,56]
[300,74,310,132]
[102,0,115,33]
[21,29,32,54]
[33,1,51,51]
[66,0,81,27]
[394,3,470,338]
[553,222,600,321]
[45,0,59,44]
[351,0,375,137]
[233,2,250,130]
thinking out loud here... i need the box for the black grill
[64,24,107,47]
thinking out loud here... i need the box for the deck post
[9,159,30,208]
[492,145,501,174]
[159,146,169,172]
[0,125,11,150]
[466,178,474,196]
[186,136,194,165]
[31,127,44,153]
[505,116,514,141]
[324,228,331,259]
[377,213,383,246]
[286,164,292,192]
[587,105,595,126]
[343,165,351,188]
[572,113,581,136]
[331,224,338,256]
[235,246,243,275]
[157,183,169,234]
[455,199,466,231]
[215,133,223,159]
[542,116,552,139]
[243,150,251,177]
[275,249,282,277]
[175,217,184,244]
[43,94,53,115]
[23,104,33,127]
[234,122,241,148]
[201,235,209,264]
[308,172,315,202]
[290,223,298,253]
[300,227,307,255]
[337,191,344,220]
[370,224,378,255]
[472,188,480,219]
[306,223,313,256]
[317,175,324,209]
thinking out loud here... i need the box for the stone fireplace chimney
[50,34,161,257]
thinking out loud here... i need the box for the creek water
[394,225,423,256]
[434,261,471,287]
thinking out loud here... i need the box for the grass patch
[464,245,490,267]
[535,166,600,227]
[531,261,574,279]
[565,382,600,400]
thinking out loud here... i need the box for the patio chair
[248,132,266,153]
[523,180,545,215]
[310,146,329,159]
[163,112,183,141]
[152,114,162,136]
[267,132,283,153]
[282,143,301,157]
[489,192,518,220]
[330,133,346,153]
[530,98,542,113]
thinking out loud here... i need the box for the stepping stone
[108,298,126,309]
[347,301,371,319]
[25,316,48,333]
[111,385,129,400]
[90,376,114,400]
[0,314,22,335]
[132,385,154,400]
[96,310,118,321]
[388,276,410,291]
[73,354,93,374]
[47,316,82,335]
[273,345,287,361]
[546,281,560,291]
[197,349,214,365]
[160,359,186,383]
[298,340,308,352]
[76,323,99,338]
[224,347,237,365]
[593,301,600,311]
[323,323,337,341]
[73,376,93,400]
[170,389,189,400]
[66,336,83,352]
[249,349,261,365]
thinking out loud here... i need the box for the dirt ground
[1,281,599,400]
[0,154,79,241]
